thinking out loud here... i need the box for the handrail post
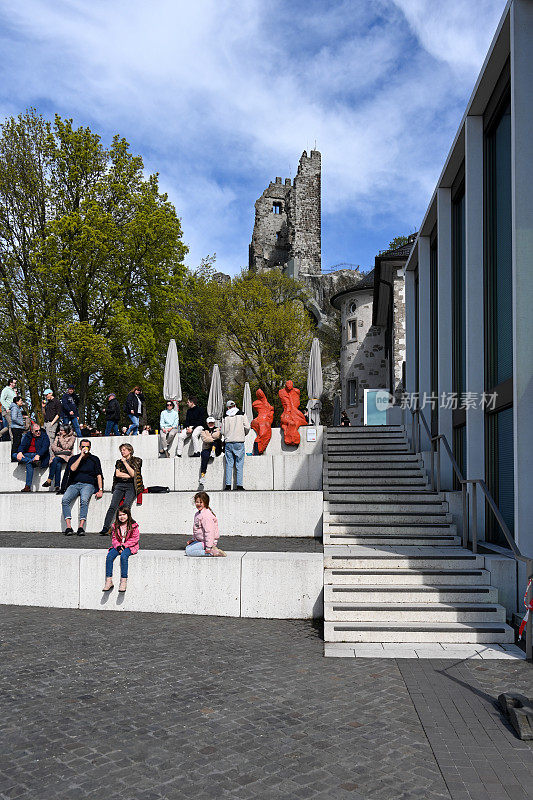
[526,559,533,663]
[471,482,478,554]
[461,482,468,548]
[430,439,435,491]
[436,437,441,494]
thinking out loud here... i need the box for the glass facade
[452,186,466,484]
[430,237,438,436]
[485,95,514,541]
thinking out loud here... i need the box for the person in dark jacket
[43,389,62,451]
[124,386,144,436]
[105,393,121,436]
[176,396,206,457]
[60,385,82,437]
[16,423,50,492]
[61,439,103,535]
[340,411,351,427]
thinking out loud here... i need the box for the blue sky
[0,0,506,274]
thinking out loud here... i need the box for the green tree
[218,270,314,412]
[388,234,411,250]
[0,109,190,421]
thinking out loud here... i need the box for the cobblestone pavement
[0,532,322,552]
[0,607,531,800]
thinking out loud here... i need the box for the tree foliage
[0,109,189,422]
[388,234,411,250]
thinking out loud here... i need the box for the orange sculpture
[251,389,274,454]
[279,380,307,446]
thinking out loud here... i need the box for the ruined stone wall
[249,150,321,276]
[290,150,321,276]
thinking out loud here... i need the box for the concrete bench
[0,490,323,536]
[0,548,324,618]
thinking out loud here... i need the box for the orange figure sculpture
[279,380,307,446]
[251,389,274,454]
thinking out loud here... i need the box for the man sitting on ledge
[61,439,103,536]
[17,422,50,492]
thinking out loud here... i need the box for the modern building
[402,0,533,561]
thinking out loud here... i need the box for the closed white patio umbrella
[242,382,253,421]
[163,339,182,409]
[207,364,223,423]
[306,337,323,426]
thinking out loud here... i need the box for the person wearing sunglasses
[159,401,180,457]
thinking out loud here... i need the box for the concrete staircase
[323,426,515,647]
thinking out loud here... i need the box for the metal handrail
[406,404,532,662]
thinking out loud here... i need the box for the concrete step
[328,426,405,432]
[324,568,491,585]
[323,492,443,504]
[323,523,456,534]
[327,436,408,445]
[325,469,424,478]
[326,453,420,462]
[323,546,484,570]
[323,533,460,546]
[324,620,515,643]
[324,584,499,602]
[326,445,411,454]
[325,477,429,488]
[324,601,507,623]
[324,513,452,525]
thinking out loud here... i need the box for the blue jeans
[185,541,207,557]
[19,454,41,486]
[224,442,245,487]
[62,482,95,523]
[48,458,64,486]
[61,415,82,437]
[106,547,132,577]
[126,415,139,435]
[105,421,120,436]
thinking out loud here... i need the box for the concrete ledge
[241,552,323,618]
[0,490,323,536]
[0,426,322,461]
[1,453,322,493]
[0,548,323,618]
[0,547,80,608]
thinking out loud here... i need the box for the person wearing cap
[221,401,250,490]
[159,401,180,457]
[43,389,62,452]
[104,393,121,436]
[176,396,206,458]
[198,417,223,487]
[60,385,82,437]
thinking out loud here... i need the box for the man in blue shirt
[61,439,103,535]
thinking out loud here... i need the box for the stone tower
[249,150,321,277]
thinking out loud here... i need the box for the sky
[0,0,507,275]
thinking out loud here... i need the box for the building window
[484,91,513,543]
[349,301,357,314]
[348,319,357,341]
[430,231,439,436]
[272,202,282,214]
[347,379,358,407]
[452,181,466,486]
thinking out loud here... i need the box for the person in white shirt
[221,400,250,490]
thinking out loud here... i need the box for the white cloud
[0,0,508,271]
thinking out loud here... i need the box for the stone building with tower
[248,148,413,421]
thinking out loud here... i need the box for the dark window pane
[452,189,466,395]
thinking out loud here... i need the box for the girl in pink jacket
[102,507,140,592]
[185,492,226,557]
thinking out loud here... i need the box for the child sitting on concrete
[185,491,226,557]
[102,507,140,593]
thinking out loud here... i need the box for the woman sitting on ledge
[185,491,226,557]
[103,507,139,593]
